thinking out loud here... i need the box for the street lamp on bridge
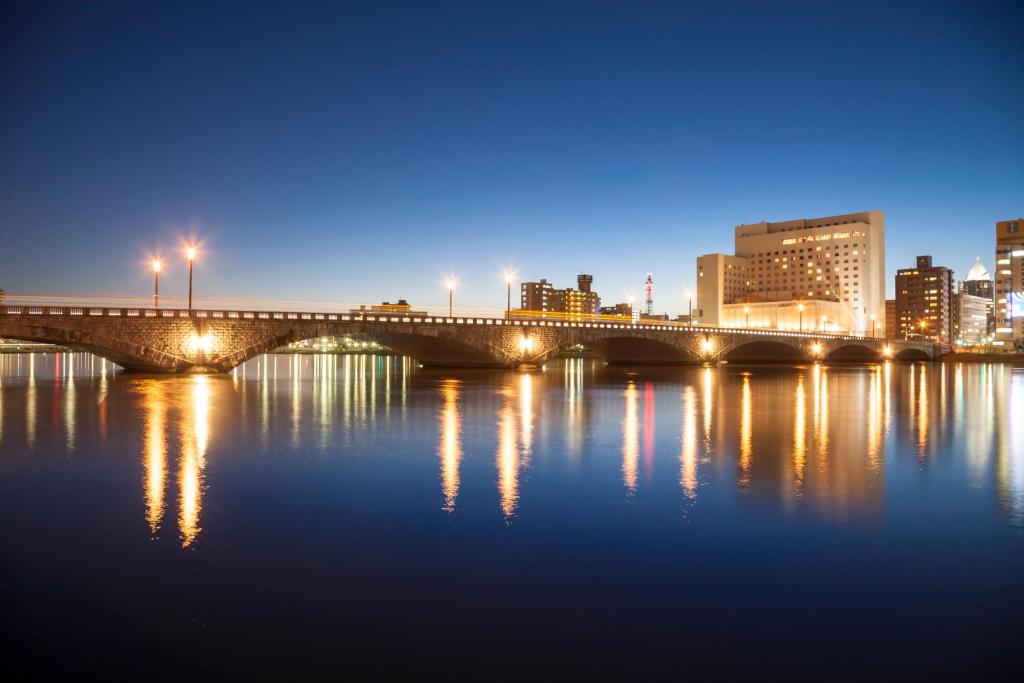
[743,305,750,328]
[687,289,694,326]
[447,278,456,318]
[152,259,161,308]
[186,246,197,311]
[504,270,515,318]
[797,302,804,332]
[870,312,877,338]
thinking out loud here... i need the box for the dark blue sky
[2,0,1022,312]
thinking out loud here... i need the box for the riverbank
[941,352,1024,363]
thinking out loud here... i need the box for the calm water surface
[1,353,1023,679]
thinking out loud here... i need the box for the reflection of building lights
[518,336,534,353]
[189,333,213,354]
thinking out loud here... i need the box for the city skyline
[2,1,1022,311]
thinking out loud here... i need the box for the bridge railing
[0,303,902,344]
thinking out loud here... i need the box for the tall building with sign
[696,211,885,334]
[995,218,1024,349]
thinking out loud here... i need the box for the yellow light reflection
[917,363,929,457]
[793,374,806,494]
[519,373,533,465]
[439,380,462,512]
[622,381,639,496]
[738,375,752,491]
[497,400,519,519]
[179,375,210,547]
[680,386,698,500]
[142,382,167,535]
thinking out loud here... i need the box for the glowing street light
[743,305,751,328]
[152,259,161,308]
[797,302,805,332]
[686,289,694,326]
[811,341,823,358]
[447,278,456,318]
[186,246,197,311]
[504,270,515,318]
[870,312,877,338]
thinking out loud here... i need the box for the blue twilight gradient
[1,0,1022,311]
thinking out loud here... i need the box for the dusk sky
[2,0,1022,313]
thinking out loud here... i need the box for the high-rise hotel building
[995,218,1024,349]
[696,211,885,334]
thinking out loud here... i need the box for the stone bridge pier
[0,305,937,373]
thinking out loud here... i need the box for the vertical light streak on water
[179,375,210,548]
[813,366,829,478]
[1007,370,1024,528]
[883,360,893,437]
[370,355,377,423]
[867,366,882,472]
[439,379,461,513]
[702,367,713,452]
[385,356,392,418]
[792,374,807,503]
[261,355,270,449]
[643,382,655,481]
[291,355,301,447]
[64,354,76,452]
[680,386,698,502]
[142,382,167,536]
[622,381,639,497]
[26,354,36,448]
[497,395,519,521]
[359,355,368,424]
[565,359,582,461]
[738,375,752,493]
[918,364,929,458]
[343,355,352,429]
[519,373,534,467]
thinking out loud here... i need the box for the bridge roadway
[0,304,936,373]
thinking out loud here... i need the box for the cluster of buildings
[520,274,602,316]
[692,211,1023,351]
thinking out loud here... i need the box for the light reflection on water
[2,351,1024,676]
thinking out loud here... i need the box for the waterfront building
[954,292,989,346]
[696,211,885,333]
[349,300,429,317]
[885,299,897,340]
[995,219,1024,349]
[894,255,954,344]
[959,257,994,337]
[600,303,632,318]
[521,275,600,316]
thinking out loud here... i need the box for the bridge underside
[0,313,936,373]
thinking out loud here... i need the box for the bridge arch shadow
[894,347,931,361]
[824,344,881,362]
[584,336,699,365]
[723,340,808,363]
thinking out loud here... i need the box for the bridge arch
[582,335,700,365]
[0,324,190,372]
[894,347,931,361]
[824,343,882,362]
[722,339,809,363]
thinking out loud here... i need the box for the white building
[697,211,885,334]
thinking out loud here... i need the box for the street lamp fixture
[504,270,515,318]
[797,302,805,333]
[447,278,456,318]
[743,305,751,328]
[870,312,877,338]
[152,259,161,308]
[687,289,694,326]
[186,246,197,311]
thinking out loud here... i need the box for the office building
[521,275,600,316]
[894,255,954,345]
[696,211,885,333]
[995,219,1024,349]
[955,292,989,346]
[959,257,994,337]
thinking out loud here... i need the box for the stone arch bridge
[0,305,937,373]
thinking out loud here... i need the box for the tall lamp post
[505,270,514,318]
[687,289,693,326]
[870,313,877,338]
[797,302,804,332]
[447,279,455,318]
[186,246,196,311]
[152,259,161,308]
[743,305,750,328]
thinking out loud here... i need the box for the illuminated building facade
[894,255,954,345]
[954,292,989,346]
[958,257,994,337]
[995,218,1024,349]
[696,211,885,333]
[520,274,600,315]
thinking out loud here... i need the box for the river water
[1,352,1022,679]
